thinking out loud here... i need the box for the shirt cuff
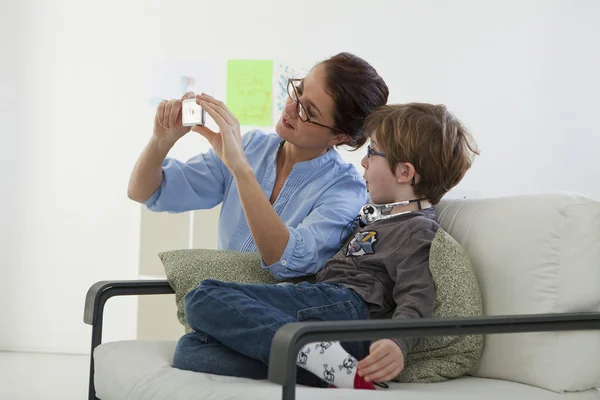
[261,228,302,280]
[390,338,408,360]
[141,186,161,209]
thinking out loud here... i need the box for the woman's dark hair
[319,52,389,150]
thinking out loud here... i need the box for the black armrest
[268,312,600,400]
[84,279,174,400]
[84,280,173,326]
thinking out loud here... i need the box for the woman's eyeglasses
[287,78,344,132]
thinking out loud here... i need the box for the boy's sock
[296,341,375,390]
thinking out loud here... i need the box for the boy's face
[360,132,398,204]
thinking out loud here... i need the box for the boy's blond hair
[364,103,479,204]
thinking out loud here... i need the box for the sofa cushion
[395,228,484,383]
[93,340,600,400]
[159,249,311,332]
[435,192,600,392]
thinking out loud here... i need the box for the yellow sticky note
[227,60,273,126]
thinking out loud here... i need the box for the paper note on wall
[226,60,273,126]
[272,61,312,125]
[149,60,216,106]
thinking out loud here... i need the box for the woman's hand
[153,91,197,147]
[193,93,250,175]
[357,339,405,383]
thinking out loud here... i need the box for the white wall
[1,0,599,354]
[1,1,25,349]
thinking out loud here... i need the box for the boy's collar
[391,198,432,213]
[359,198,430,226]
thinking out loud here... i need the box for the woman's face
[275,64,347,149]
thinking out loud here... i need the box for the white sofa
[85,193,600,400]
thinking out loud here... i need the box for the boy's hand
[357,339,405,383]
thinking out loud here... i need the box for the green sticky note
[227,60,273,126]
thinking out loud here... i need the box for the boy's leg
[184,280,373,388]
[173,331,268,379]
[184,280,368,363]
[174,332,338,388]
[173,330,329,387]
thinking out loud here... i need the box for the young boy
[173,103,479,389]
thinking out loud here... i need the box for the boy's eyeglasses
[287,79,344,132]
[367,145,386,158]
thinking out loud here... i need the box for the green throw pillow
[394,228,484,383]
[159,249,312,333]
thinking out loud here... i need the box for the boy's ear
[394,162,416,184]
[328,133,351,147]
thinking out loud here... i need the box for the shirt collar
[274,140,340,172]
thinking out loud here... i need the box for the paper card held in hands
[182,99,206,127]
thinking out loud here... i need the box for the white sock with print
[296,341,373,389]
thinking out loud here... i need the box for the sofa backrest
[436,192,600,392]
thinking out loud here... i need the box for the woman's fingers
[196,94,238,127]
[158,100,168,128]
[181,91,195,101]
[168,100,181,128]
[192,125,218,146]
[198,100,228,131]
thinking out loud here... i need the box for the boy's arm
[356,227,437,382]
[386,227,437,356]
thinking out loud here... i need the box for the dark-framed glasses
[287,78,344,132]
[367,145,386,158]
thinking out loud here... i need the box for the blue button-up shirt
[144,130,367,279]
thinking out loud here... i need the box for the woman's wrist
[231,162,254,180]
[149,135,177,153]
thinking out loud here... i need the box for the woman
[128,52,389,279]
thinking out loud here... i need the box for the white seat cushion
[436,193,600,392]
[94,341,599,400]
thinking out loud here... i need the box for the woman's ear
[328,133,351,147]
[394,162,416,184]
